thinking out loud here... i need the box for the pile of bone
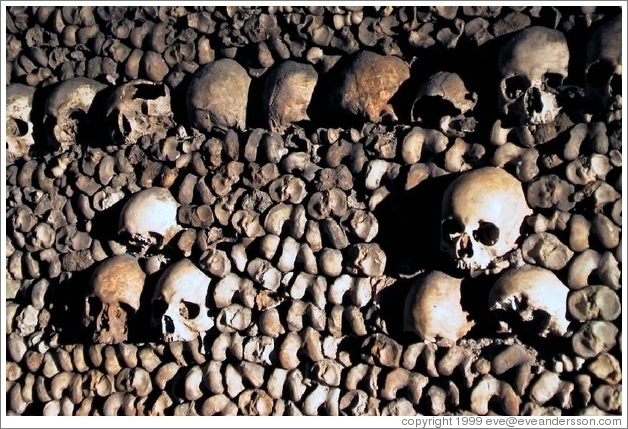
[5,6,623,417]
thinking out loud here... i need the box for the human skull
[83,255,146,344]
[43,77,107,152]
[403,270,475,344]
[411,71,478,137]
[441,166,532,272]
[332,50,410,123]
[6,83,36,164]
[187,58,251,133]
[585,15,621,117]
[498,26,569,126]
[106,79,175,145]
[489,265,571,337]
[152,259,214,342]
[118,187,181,250]
[262,60,319,134]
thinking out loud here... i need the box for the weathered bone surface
[441,166,532,273]
[6,84,36,164]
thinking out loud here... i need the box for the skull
[262,60,319,134]
[106,79,175,145]
[118,187,181,250]
[489,265,571,337]
[585,15,621,118]
[152,259,214,342]
[441,166,532,272]
[6,83,36,164]
[331,50,410,123]
[404,270,475,344]
[187,58,251,133]
[498,26,569,126]
[411,71,478,137]
[83,255,146,344]
[43,77,107,152]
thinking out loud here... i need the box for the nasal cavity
[457,233,474,259]
[527,87,544,113]
[163,315,175,334]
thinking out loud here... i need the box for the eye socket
[7,118,29,137]
[180,301,200,319]
[587,61,615,88]
[441,218,463,241]
[473,221,500,246]
[504,75,528,99]
[544,73,564,91]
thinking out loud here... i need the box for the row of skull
[7,20,622,164]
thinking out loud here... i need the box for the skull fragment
[6,83,36,164]
[84,255,146,344]
[152,259,214,342]
[498,26,569,126]
[585,15,622,117]
[411,71,478,137]
[489,265,571,337]
[43,77,107,152]
[106,79,175,145]
[118,187,181,250]
[441,166,532,272]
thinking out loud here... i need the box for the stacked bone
[5,6,622,417]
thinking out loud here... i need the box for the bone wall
[4,6,623,417]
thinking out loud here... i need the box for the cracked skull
[489,265,571,337]
[498,26,569,126]
[152,259,214,342]
[411,71,478,137]
[585,15,621,117]
[441,166,532,272]
[118,187,181,250]
[6,83,36,164]
[106,79,175,145]
[83,255,146,344]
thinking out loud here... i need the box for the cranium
[6,83,36,164]
[404,270,474,344]
[262,60,319,134]
[43,77,107,152]
[441,166,532,273]
[489,265,571,337]
[118,187,181,250]
[411,71,478,137]
[585,15,621,118]
[331,50,410,123]
[152,259,214,342]
[187,58,251,133]
[106,79,175,145]
[83,255,146,344]
[498,26,569,126]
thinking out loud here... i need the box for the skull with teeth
[6,83,36,164]
[489,265,571,337]
[497,26,570,127]
[411,71,478,137]
[152,259,214,342]
[585,15,622,118]
[118,187,181,251]
[440,166,532,273]
[83,255,146,344]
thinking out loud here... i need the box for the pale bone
[152,259,214,342]
[404,270,474,343]
[6,84,36,164]
[238,389,274,416]
[470,374,521,415]
[529,371,574,409]
[118,187,181,250]
[593,384,621,413]
[361,333,403,368]
[411,71,478,137]
[380,368,428,404]
[587,353,622,385]
[498,26,569,126]
[521,232,574,271]
[489,265,571,337]
[492,142,540,182]
[43,77,107,152]
[572,321,618,358]
[491,344,535,395]
[187,58,251,132]
[568,285,621,322]
[441,166,531,273]
[216,304,252,332]
[83,255,146,344]
[106,79,175,145]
